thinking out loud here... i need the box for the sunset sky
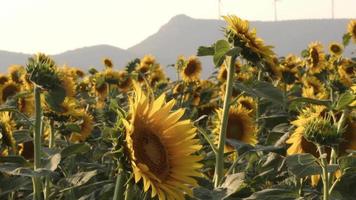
[0,0,355,54]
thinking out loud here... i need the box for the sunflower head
[347,19,356,43]
[58,70,76,97]
[117,70,132,92]
[103,58,114,68]
[69,111,94,142]
[8,65,26,83]
[306,42,325,74]
[301,76,328,99]
[287,105,327,157]
[137,55,156,74]
[104,69,121,84]
[237,96,256,115]
[0,81,20,104]
[329,42,343,56]
[19,141,34,160]
[0,74,9,85]
[213,105,258,152]
[124,84,203,200]
[0,112,17,151]
[26,53,59,90]
[181,56,202,82]
[150,67,166,86]
[223,15,275,64]
[303,116,339,146]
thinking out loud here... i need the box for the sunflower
[0,74,9,85]
[213,105,258,152]
[124,84,203,200]
[103,58,114,68]
[286,105,327,186]
[279,54,301,83]
[329,42,343,56]
[150,66,166,86]
[338,66,353,87]
[0,112,17,152]
[223,15,275,64]
[347,19,356,43]
[8,65,25,83]
[56,97,81,116]
[58,70,76,97]
[104,68,121,84]
[0,81,20,104]
[306,42,325,74]
[117,70,132,92]
[137,55,155,74]
[237,96,256,115]
[339,118,356,153]
[181,56,202,82]
[69,111,94,142]
[301,76,328,99]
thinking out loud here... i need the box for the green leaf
[66,170,98,186]
[0,156,29,166]
[197,46,215,56]
[253,81,284,105]
[213,40,230,67]
[245,188,299,200]
[342,33,351,46]
[61,143,90,159]
[301,49,309,58]
[288,97,331,107]
[0,176,31,195]
[338,156,356,173]
[66,123,81,133]
[286,153,322,178]
[334,92,355,110]
[43,153,61,171]
[220,173,248,198]
[44,87,66,112]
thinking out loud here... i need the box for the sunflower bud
[303,116,340,146]
[26,53,59,90]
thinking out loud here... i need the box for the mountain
[53,45,137,71]
[0,15,353,78]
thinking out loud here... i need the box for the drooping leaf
[334,92,355,110]
[61,143,90,159]
[285,153,322,178]
[197,46,215,57]
[213,40,230,67]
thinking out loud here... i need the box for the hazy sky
[0,0,355,54]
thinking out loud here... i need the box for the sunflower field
[0,16,356,200]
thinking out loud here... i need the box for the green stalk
[124,182,134,200]
[33,86,43,200]
[317,145,329,200]
[214,55,236,188]
[44,120,55,200]
[113,164,126,200]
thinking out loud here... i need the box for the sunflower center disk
[310,48,319,67]
[134,131,170,181]
[226,115,244,142]
[184,63,197,76]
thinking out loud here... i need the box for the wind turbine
[331,0,335,19]
[273,0,281,21]
[218,0,222,19]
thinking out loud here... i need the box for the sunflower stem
[33,85,43,200]
[44,120,55,200]
[124,182,134,200]
[214,55,236,188]
[317,145,329,200]
[113,164,126,200]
